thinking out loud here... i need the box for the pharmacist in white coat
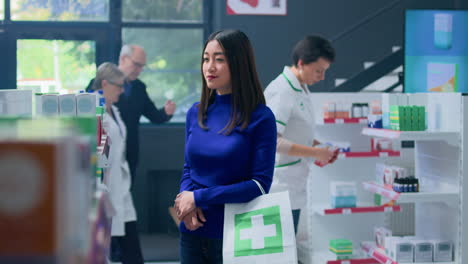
[264,36,338,234]
[93,62,144,264]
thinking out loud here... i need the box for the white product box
[411,240,433,262]
[385,237,414,263]
[59,94,77,116]
[374,226,392,249]
[76,93,97,116]
[0,89,33,116]
[36,94,59,116]
[431,240,453,262]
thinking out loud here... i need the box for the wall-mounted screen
[405,10,468,93]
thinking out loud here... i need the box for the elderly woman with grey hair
[94,62,144,264]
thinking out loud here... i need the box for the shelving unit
[311,251,378,264]
[361,241,456,264]
[362,128,460,146]
[323,117,368,124]
[300,93,467,264]
[362,181,459,204]
[312,205,401,216]
[299,93,401,264]
[338,151,400,159]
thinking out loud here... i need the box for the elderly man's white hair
[120,44,144,58]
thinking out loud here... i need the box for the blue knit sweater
[179,93,277,238]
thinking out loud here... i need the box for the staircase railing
[329,0,404,92]
[330,0,403,43]
[332,49,403,92]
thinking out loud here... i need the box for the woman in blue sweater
[174,29,277,263]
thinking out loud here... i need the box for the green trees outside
[0,0,4,20]
[17,40,96,93]
[11,0,108,21]
[123,0,202,22]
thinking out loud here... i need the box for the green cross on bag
[234,205,284,257]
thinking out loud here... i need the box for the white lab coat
[264,66,316,210]
[103,105,137,236]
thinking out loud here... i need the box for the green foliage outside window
[123,0,202,22]
[0,0,4,20]
[11,0,108,21]
[17,40,96,93]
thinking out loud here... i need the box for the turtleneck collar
[214,93,232,104]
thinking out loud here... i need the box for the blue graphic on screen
[405,10,468,93]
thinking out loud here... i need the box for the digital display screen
[405,10,468,93]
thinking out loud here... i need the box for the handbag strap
[252,179,266,195]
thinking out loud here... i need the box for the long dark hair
[197,29,265,135]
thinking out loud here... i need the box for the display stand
[299,93,467,264]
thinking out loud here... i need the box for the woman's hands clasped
[174,191,206,231]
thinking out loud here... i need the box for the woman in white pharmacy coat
[264,36,338,234]
[93,62,144,264]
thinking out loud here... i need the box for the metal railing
[330,0,404,93]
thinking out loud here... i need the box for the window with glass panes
[0,0,209,123]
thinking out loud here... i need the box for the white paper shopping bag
[223,190,297,264]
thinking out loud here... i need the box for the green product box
[96,106,105,116]
[390,105,400,130]
[399,106,408,131]
[329,239,353,254]
[418,106,426,131]
[410,106,418,131]
[404,106,412,131]
[374,194,382,206]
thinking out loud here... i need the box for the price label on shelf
[342,208,352,214]
[379,152,389,157]
[359,118,368,124]
[336,118,344,124]
[384,206,393,212]
[341,261,351,264]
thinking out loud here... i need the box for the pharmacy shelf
[361,241,455,264]
[323,117,368,124]
[361,128,460,146]
[362,182,459,204]
[312,251,378,264]
[398,191,459,204]
[338,150,400,159]
[312,205,401,216]
[327,258,378,264]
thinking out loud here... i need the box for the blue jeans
[180,232,223,264]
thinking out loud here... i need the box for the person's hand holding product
[314,147,337,167]
[328,148,340,164]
